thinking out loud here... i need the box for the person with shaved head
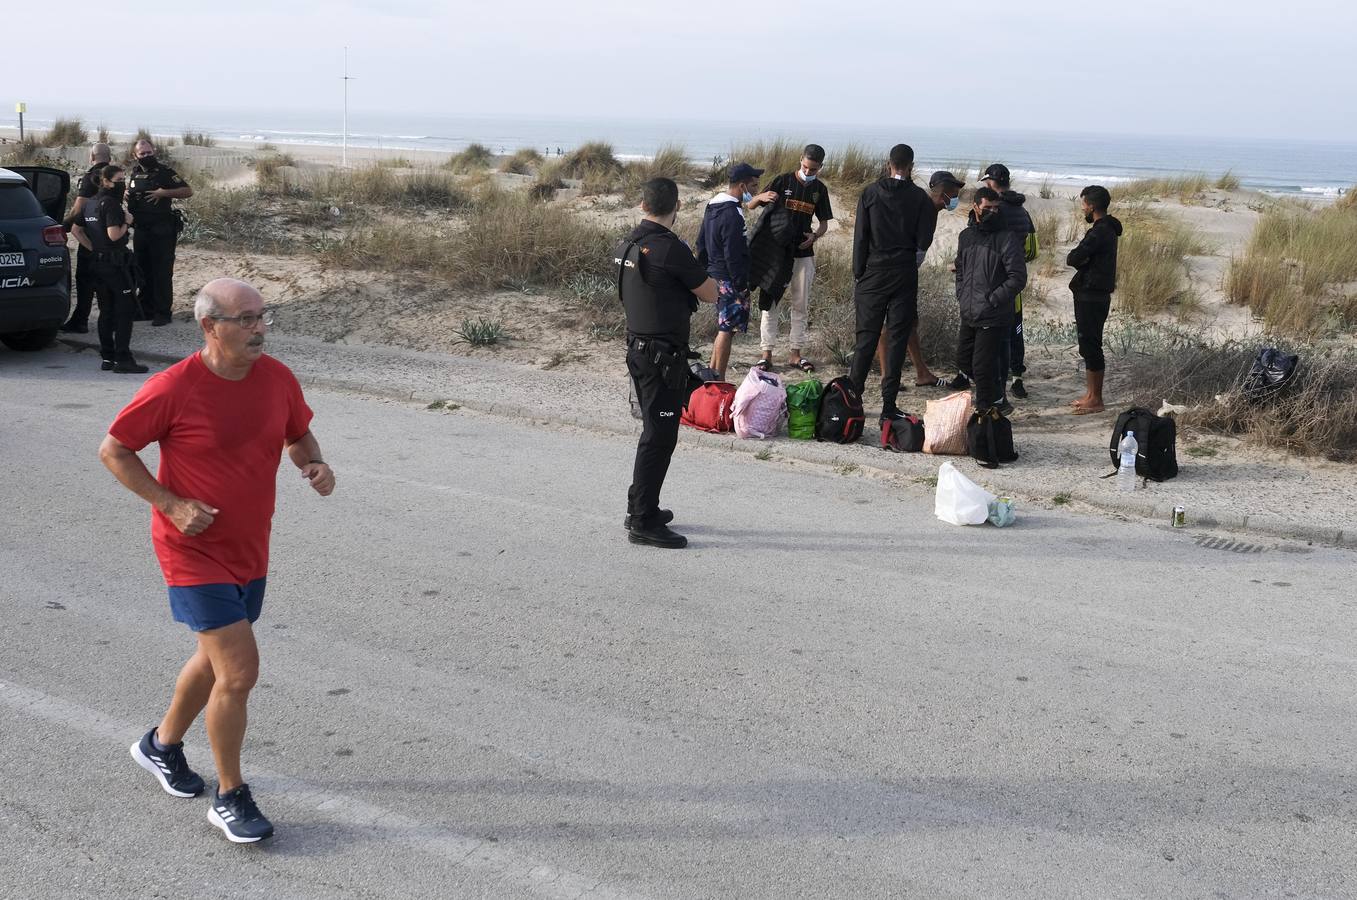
[100,279,336,843]
[60,142,112,334]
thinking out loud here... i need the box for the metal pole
[17,112,22,141]
[342,47,350,168]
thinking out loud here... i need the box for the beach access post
[15,102,24,141]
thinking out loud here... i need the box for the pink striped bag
[733,367,787,439]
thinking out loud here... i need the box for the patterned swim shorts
[716,280,750,334]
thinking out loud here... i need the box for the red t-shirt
[109,352,314,587]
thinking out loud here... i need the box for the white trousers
[759,255,814,353]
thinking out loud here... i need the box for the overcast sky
[5,0,1356,143]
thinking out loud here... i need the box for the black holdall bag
[1108,407,1179,481]
[881,414,925,452]
[816,376,865,444]
[966,406,1018,469]
[1242,347,1299,401]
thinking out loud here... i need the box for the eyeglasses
[211,308,274,329]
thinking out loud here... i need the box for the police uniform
[81,186,139,368]
[61,162,104,332]
[615,220,708,537]
[127,156,188,323]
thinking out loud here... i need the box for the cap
[929,170,965,190]
[728,162,765,183]
[981,163,1011,186]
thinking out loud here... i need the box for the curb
[60,338,1353,551]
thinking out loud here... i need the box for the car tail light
[43,225,66,246]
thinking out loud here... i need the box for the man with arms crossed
[100,278,336,843]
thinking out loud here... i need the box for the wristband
[308,459,326,465]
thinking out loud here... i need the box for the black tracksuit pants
[956,318,1008,410]
[1073,290,1112,372]
[849,266,917,416]
[94,255,137,362]
[626,346,684,525]
[66,245,96,329]
[133,221,178,319]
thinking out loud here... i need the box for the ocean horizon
[10,105,1354,199]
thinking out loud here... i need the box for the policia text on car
[128,139,192,326]
[614,178,717,549]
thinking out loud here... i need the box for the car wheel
[0,327,60,352]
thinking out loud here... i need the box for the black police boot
[151,314,172,326]
[113,358,149,374]
[61,321,89,334]
[627,520,687,549]
[1011,378,1028,399]
[622,509,673,530]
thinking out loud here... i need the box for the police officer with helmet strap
[616,177,717,549]
[128,139,193,326]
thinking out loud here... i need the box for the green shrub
[446,143,494,173]
[559,141,621,179]
[499,148,544,175]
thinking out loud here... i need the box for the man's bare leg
[711,332,733,381]
[157,647,215,744]
[907,330,939,385]
[197,619,260,792]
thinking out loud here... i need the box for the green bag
[786,378,824,440]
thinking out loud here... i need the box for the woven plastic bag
[923,390,972,455]
[935,461,996,526]
[733,367,787,439]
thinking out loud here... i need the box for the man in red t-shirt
[100,277,336,844]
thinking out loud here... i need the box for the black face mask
[102,182,126,201]
[978,208,1000,227]
[137,155,158,168]
[1084,211,1095,224]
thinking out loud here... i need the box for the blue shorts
[168,578,267,632]
[716,280,750,334]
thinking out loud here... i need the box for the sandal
[915,376,948,388]
[1071,403,1105,416]
[754,359,773,371]
[792,357,815,373]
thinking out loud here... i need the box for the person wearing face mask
[953,187,1027,413]
[1066,185,1122,414]
[615,178,718,549]
[972,163,1037,402]
[128,139,193,326]
[60,142,113,335]
[849,143,937,424]
[745,144,834,372]
[70,165,148,374]
[697,162,773,380]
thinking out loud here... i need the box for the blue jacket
[696,194,749,289]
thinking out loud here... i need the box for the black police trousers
[66,245,96,329]
[94,255,137,362]
[849,266,916,416]
[133,221,178,319]
[956,319,1008,411]
[626,345,685,525]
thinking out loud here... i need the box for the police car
[0,166,70,351]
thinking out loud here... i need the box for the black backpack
[966,407,1018,469]
[1108,408,1178,481]
[881,414,925,452]
[816,376,865,443]
[1242,347,1299,401]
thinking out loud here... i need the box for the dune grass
[42,118,87,147]
[499,148,544,175]
[445,143,494,173]
[824,143,882,207]
[1034,210,1062,252]
[1113,205,1209,318]
[1115,174,1212,203]
[182,132,216,147]
[727,138,804,183]
[1214,171,1240,191]
[560,142,621,179]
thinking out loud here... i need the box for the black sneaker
[60,322,89,334]
[997,399,1015,417]
[627,522,687,549]
[151,315,172,327]
[946,373,971,390]
[622,509,673,529]
[130,728,205,798]
[113,359,149,374]
[101,358,115,371]
[209,784,275,843]
[879,409,907,422]
[1011,378,1028,399]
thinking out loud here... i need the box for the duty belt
[626,335,680,356]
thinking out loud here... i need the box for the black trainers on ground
[1011,378,1028,399]
[113,359,149,374]
[101,358,115,371]
[997,399,1015,416]
[627,522,688,549]
[130,728,205,798]
[208,783,275,843]
[623,509,673,530]
[60,322,89,334]
[946,373,971,390]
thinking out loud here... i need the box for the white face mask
[800,168,817,183]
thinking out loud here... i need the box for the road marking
[0,677,650,900]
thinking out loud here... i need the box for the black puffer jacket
[998,190,1035,235]
[954,214,1027,326]
[1067,215,1123,293]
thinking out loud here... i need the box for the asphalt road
[2,346,1354,899]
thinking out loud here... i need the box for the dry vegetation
[1113,205,1209,318]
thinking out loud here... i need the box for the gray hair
[91,142,111,163]
[193,288,224,323]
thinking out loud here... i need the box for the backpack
[733,367,787,439]
[1242,347,1299,401]
[786,378,824,440]
[1108,407,1178,481]
[881,414,925,452]
[966,407,1018,469]
[681,382,736,433]
[816,376,865,444]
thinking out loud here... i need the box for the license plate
[0,252,24,267]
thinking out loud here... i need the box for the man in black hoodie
[849,143,937,422]
[1066,185,1122,414]
[978,163,1037,401]
[954,188,1027,412]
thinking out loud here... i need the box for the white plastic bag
[934,461,996,526]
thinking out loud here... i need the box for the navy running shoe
[209,784,275,843]
[130,728,205,798]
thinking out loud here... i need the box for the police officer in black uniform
[70,165,148,374]
[616,178,716,549]
[127,139,193,326]
[60,142,113,334]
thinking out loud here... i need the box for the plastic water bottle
[1117,430,1139,492]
